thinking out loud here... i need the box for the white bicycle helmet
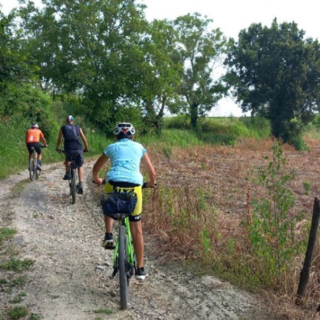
[113,122,135,136]
[66,115,74,122]
[31,123,39,128]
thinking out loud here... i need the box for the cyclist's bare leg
[130,221,144,269]
[65,159,70,173]
[104,216,114,233]
[78,166,84,182]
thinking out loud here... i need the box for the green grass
[10,292,27,303]
[93,308,113,315]
[0,258,34,272]
[7,306,29,320]
[0,276,27,289]
[163,115,271,141]
[11,276,27,287]
[0,228,17,244]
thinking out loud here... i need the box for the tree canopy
[225,19,320,144]
[0,11,33,86]
[15,4,228,131]
[171,13,228,129]
[17,0,151,130]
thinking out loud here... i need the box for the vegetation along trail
[0,159,268,320]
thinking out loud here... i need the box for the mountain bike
[99,183,154,310]
[101,191,136,310]
[29,145,46,181]
[57,149,84,204]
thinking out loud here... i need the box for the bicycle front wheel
[119,225,129,310]
[71,168,76,204]
[29,158,36,181]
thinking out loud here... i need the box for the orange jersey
[26,128,45,143]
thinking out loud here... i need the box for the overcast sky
[2,0,319,116]
[138,0,320,40]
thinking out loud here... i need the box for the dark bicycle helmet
[113,122,135,137]
[66,115,74,122]
[31,123,39,128]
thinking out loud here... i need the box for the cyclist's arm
[79,128,89,151]
[56,129,63,151]
[40,131,48,147]
[25,131,28,145]
[141,152,156,188]
[92,153,108,185]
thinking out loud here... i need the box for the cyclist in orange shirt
[26,123,48,170]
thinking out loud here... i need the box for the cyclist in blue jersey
[92,122,156,280]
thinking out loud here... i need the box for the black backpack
[62,125,80,141]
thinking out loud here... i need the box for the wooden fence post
[296,197,320,304]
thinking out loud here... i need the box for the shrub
[163,115,191,130]
[0,83,59,141]
[239,116,271,138]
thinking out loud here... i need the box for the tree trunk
[190,101,198,129]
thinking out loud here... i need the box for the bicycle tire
[29,158,36,181]
[69,170,72,196]
[71,168,76,204]
[119,225,129,310]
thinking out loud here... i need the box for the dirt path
[0,161,267,320]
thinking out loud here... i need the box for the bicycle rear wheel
[119,225,129,310]
[71,168,76,204]
[29,158,36,181]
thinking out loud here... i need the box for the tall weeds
[244,141,307,289]
[144,184,217,260]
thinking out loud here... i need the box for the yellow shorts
[104,182,142,220]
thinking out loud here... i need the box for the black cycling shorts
[27,142,41,155]
[65,151,84,168]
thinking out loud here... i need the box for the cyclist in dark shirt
[56,115,89,194]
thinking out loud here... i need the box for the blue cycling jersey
[104,138,146,185]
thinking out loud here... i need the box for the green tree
[0,8,44,122]
[170,13,228,129]
[0,10,33,87]
[225,19,320,146]
[17,0,150,130]
[138,19,183,133]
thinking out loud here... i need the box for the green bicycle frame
[113,217,135,269]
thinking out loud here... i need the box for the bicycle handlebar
[92,180,156,189]
[56,148,89,153]
[142,182,157,189]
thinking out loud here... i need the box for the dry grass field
[143,136,320,319]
